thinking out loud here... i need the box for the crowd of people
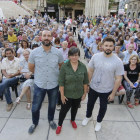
[0,13,140,135]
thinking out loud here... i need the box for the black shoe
[49,121,57,130]
[28,124,37,134]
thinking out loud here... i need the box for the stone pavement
[0,36,140,140]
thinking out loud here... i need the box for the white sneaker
[95,122,102,132]
[82,117,92,126]
[56,105,61,111]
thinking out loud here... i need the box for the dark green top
[59,60,89,99]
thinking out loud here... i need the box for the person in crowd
[28,31,35,44]
[56,47,89,134]
[126,37,138,51]
[83,32,94,59]
[17,40,31,60]
[28,30,64,134]
[15,50,33,110]
[110,22,119,35]
[123,44,138,64]
[8,30,17,43]
[32,44,38,50]
[2,41,16,57]
[65,32,73,42]
[135,31,140,53]
[123,55,140,108]
[68,37,77,48]
[54,37,61,49]
[52,28,58,38]
[113,44,125,61]
[80,28,87,47]
[59,41,69,61]
[89,38,101,57]
[124,35,130,46]
[0,48,20,111]
[82,37,124,132]
[95,42,103,54]
[59,32,65,44]
[31,35,42,48]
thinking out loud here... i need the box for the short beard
[42,41,52,46]
[104,51,112,55]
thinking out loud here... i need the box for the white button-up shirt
[1,57,20,78]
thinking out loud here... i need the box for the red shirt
[68,42,77,48]
[65,36,69,42]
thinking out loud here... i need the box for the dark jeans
[32,84,59,125]
[73,27,76,35]
[58,97,81,126]
[84,47,90,58]
[0,77,19,104]
[86,87,111,122]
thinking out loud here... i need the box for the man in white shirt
[82,20,88,27]
[80,28,87,47]
[123,44,138,64]
[31,16,37,26]
[65,18,71,26]
[0,48,20,111]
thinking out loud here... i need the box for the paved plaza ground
[0,36,140,140]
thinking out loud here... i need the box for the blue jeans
[84,47,90,59]
[0,77,19,104]
[32,84,59,125]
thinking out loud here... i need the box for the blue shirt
[60,37,65,43]
[84,37,94,48]
[120,45,125,51]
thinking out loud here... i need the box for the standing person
[56,47,89,134]
[28,30,64,134]
[82,37,124,131]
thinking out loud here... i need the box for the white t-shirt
[88,52,124,93]
[17,48,31,60]
[32,18,37,26]
[8,60,14,65]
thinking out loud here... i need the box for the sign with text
[118,0,126,15]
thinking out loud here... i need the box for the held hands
[61,96,68,104]
[6,74,13,79]
[108,94,115,102]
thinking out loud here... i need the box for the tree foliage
[109,0,115,9]
[47,0,75,6]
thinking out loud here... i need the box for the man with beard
[28,30,64,134]
[82,37,124,131]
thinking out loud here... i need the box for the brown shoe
[6,103,13,111]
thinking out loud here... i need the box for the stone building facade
[126,0,140,18]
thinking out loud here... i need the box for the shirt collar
[6,56,16,62]
[41,45,53,53]
[67,60,81,67]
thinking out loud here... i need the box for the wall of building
[126,0,140,18]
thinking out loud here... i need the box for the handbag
[19,74,34,82]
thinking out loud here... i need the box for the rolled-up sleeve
[28,51,35,64]
[59,65,65,86]
[83,66,89,84]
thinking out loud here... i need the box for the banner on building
[118,0,126,15]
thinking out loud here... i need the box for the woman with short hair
[56,47,89,135]
[123,55,140,108]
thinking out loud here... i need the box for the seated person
[28,31,35,44]
[2,41,16,58]
[15,50,34,110]
[54,37,61,49]
[32,44,38,50]
[68,36,77,48]
[123,55,140,108]
[94,42,103,54]
[123,44,138,64]
[17,40,31,60]
[113,44,125,61]
[59,41,69,61]
[89,38,101,57]
[0,48,20,111]
[31,35,42,48]
[126,37,137,51]
[7,30,17,43]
